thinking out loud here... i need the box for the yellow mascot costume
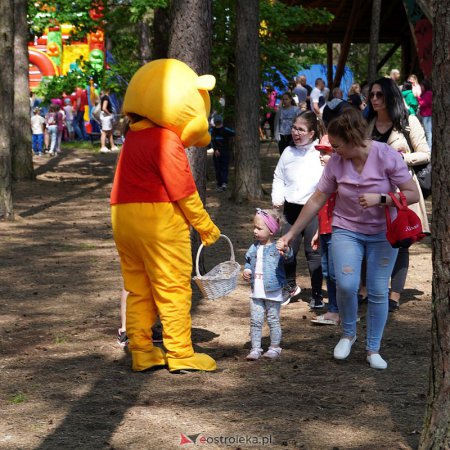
[111,59,220,372]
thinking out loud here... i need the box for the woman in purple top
[277,108,419,370]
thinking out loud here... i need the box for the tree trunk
[138,19,152,65]
[419,2,450,448]
[368,0,381,83]
[153,7,171,60]
[167,0,213,267]
[13,0,34,181]
[0,0,14,219]
[232,0,262,202]
[167,0,212,204]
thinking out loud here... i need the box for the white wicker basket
[193,234,241,300]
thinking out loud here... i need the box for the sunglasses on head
[369,91,384,99]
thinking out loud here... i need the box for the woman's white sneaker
[333,336,357,360]
[367,353,387,369]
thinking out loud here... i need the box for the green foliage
[347,43,402,84]
[28,0,100,41]
[211,0,333,118]
[10,392,27,404]
[259,0,332,89]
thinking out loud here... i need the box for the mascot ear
[197,75,216,91]
[181,116,211,147]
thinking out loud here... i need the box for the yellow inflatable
[111,59,220,372]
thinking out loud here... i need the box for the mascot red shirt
[111,59,220,373]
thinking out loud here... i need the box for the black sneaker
[281,284,301,306]
[152,327,163,343]
[309,297,325,310]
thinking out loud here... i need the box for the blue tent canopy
[264,64,354,100]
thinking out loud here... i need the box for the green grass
[54,336,68,344]
[10,392,27,404]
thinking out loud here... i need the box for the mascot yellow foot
[167,353,217,373]
[132,347,167,372]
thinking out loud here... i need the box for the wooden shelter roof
[284,0,411,44]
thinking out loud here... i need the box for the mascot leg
[112,205,167,372]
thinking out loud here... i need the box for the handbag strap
[388,192,407,209]
[403,126,415,153]
[385,192,407,226]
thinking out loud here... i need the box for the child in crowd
[243,208,293,360]
[211,115,235,191]
[31,107,45,156]
[310,135,339,325]
[63,98,74,141]
[45,104,59,156]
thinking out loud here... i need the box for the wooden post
[327,40,333,90]
[368,0,381,82]
[333,0,368,87]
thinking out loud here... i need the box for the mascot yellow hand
[178,192,221,246]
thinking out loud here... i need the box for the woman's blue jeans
[332,227,398,352]
[422,116,432,150]
[320,233,338,313]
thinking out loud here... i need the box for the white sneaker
[367,353,387,369]
[263,347,282,359]
[100,147,111,153]
[111,146,119,152]
[246,348,263,361]
[333,336,357,360]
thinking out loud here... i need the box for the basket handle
[195,234,235,279]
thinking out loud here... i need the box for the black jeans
[283,201,323,299]
[278,134,292,155]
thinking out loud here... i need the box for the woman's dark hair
[293,110,325,140]
[327,107,368,147]
[402,80,413,91]
[366,77,409,132]
[421,79,432,92]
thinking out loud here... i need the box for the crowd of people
[243,69,431,369]
[30,87,120,156]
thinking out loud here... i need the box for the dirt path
[0,143,432,450]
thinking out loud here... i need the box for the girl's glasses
[369,91,384,99]
[291,126,308,134]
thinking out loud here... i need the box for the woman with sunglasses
[277,108,419,369]
[365,77,430,312]
[272,111,325,307]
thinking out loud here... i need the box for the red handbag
[385,192,425,248]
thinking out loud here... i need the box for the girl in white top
[272,111,325,308]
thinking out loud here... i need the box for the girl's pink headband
[256,208,280,234]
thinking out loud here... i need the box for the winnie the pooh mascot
[111,59,220,372]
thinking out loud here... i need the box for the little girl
[243,208,293,360]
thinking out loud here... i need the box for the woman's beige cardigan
[368,115,431,233]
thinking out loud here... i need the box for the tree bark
[368,0,381,83]
[13,0,34,181]
[153,7,171,60]
[167,0,213,267]
[419,1,450,448]
[138,19,152,65]
[167,0,212,204]
[232,0,262,202]
[0,0,14,219]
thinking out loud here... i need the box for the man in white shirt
[310,78,326,117]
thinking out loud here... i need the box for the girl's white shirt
[271,139,323,206]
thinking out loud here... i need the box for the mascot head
[123,59,215,147]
